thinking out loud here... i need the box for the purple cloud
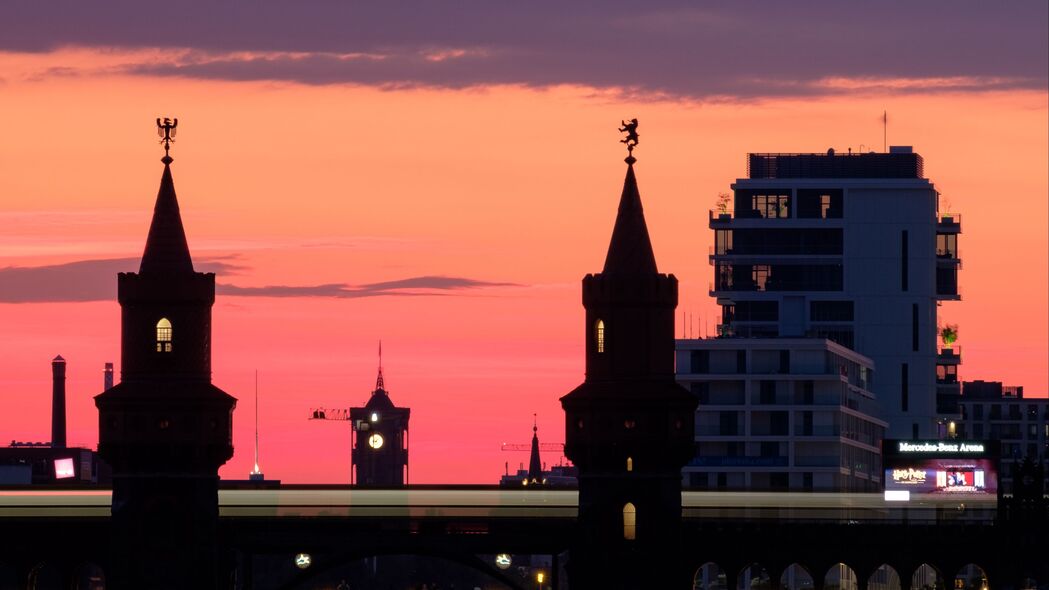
[0,258,517,303]
[217,276,519,299]
[1,1,1044,99]
[0,257,240,303]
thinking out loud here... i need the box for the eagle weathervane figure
[619,118,639,164]
[156,117,178,164]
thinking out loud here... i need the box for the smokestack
[51,355,67,449]
[104,362,114,390]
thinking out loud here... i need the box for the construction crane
[501,441,564,452]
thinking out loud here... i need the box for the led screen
[54,457,76,479]
[885,458,997,495]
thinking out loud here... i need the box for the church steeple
[139,161,194,275]
[602,162,657,276]
[527,415,543,484]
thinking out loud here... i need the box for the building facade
[677,338,885,491]
[955,381,1049,494]
[709,147,961,439]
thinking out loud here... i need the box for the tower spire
[602,156,658,275]
[375,340,385,392]
[140,117,194,275]
[527,414,543,484]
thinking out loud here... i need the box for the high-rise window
[752,265,771,291]
[595,320,605,353]
[156,318,172,352]
[912,304,919,352]
[901,363,909,412]
[901,231,909,291]
[752,194,791,218]
[622,503,637,540]
[936,233,958,258]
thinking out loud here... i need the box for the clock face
[367,433,384,449]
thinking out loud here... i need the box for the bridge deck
[0,489,996,523]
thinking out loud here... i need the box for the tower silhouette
[94,128,236,589]
[561,151,697,588]
[350,345,410,486]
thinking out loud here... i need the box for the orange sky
[0,49,1046,483]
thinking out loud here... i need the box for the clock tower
[350,353,410,486]
[561,142,697,588]
[95,121,236,589]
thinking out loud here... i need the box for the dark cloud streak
[0,257,241,303]
[0,258,517,303]
[2,1,1045,99]
[217,276,519,299]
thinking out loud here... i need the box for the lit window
[626,457,633,472]
[752,265,771,291]
[596,320,605,353]
[622,503,636,540]
[156,318,172,352]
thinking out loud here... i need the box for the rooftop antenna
[882,110,888,152]
[249,370,263,480]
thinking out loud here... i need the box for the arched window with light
[156,318,172,352]
[595,319,606,353]
[622,502,636,540]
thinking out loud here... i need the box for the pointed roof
[602,161,658,275]
[527,418,543,483]
[139,161,195,275]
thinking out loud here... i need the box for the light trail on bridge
[0,489,997,523]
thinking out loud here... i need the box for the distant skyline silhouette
[0,2,1045,484]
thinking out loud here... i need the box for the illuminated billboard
[882,440,998,496]
[54,457,76,479]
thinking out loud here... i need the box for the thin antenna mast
[882,110,888,152]
[250,370,263,479]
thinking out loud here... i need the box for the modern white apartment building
[676,338,886,492]
[708,147,961,439]
[955,381,1049,494]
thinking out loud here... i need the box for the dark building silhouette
[94,148,236,589]
[51,355,66,449]
[350,360,410,486]
[561,154,697,588]
[0,356,109,485]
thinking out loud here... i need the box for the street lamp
[536,570,545,589]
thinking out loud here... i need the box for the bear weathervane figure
[618,118,639,164]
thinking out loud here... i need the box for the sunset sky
[1,2,1046,483]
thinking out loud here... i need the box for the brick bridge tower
[95,119,236,589]
[561,138,697,588]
